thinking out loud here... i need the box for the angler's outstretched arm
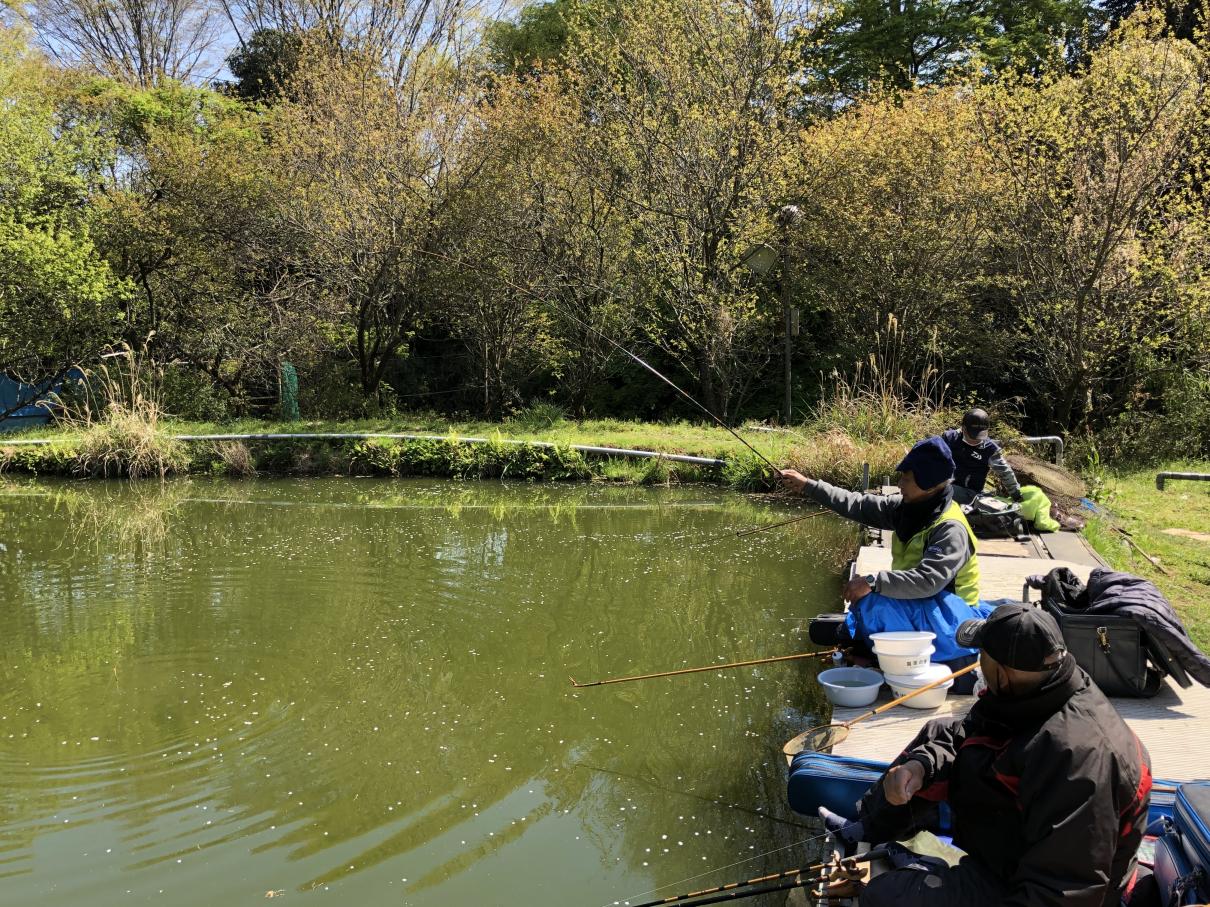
[779,471,897,530]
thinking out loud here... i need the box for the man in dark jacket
[941,408,1022,504]
[831,604,1152,907]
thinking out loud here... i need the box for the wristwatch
[863,573,878,591]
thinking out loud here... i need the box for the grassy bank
[1084,462,1210,651]
[0,411,961,487]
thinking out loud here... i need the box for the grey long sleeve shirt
[804,479,973,600]
[989,449,1021,497]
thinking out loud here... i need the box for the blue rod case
[1154,784,1210,904]
[788,752,1189,827]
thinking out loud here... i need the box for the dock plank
[852,547,1092,601]
[827,680,1210,783]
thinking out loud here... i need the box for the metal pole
[774,206,801,426]
[781,239,792,425]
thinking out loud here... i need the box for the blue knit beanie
[895,436,956,489]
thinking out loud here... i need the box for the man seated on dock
[941,408,1022,506]
[779,437,992,677]
[824,604,1152,907]
[941,408,1063,532]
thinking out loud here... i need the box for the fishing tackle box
[787,752,885,819]
[1153,784,1210,904]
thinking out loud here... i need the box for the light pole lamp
[741,205,802,424]
[775,205,802,424]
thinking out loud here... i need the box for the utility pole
[775,205,802,425]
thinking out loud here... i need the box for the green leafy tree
[225,28,302,103]
[483,0,573,73]
[0,28,128,399]
[801,0,1101,100]
[565,0,802,419]
[791,87,1010,393]
[269,44,490,403]
[68,78,306,410]
[977,9,1210,430]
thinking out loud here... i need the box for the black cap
[962,408,990,441]
[956,603,1067,671]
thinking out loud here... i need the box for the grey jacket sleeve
[990,447,1021,496]
[875,520,970,599]
[803,480,898,529]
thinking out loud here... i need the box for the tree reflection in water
[0,477,848,905]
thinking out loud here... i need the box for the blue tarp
[0,369,84,433]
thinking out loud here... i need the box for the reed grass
[62,346,188,480]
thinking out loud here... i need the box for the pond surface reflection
[0,478,848,905]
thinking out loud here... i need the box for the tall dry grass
[812,313,955,441]
[784,314,959,486]
[63,345,188,479]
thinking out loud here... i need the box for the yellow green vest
[890,500,980,606]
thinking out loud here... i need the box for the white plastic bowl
[884,663,955,709]
[873,645,936,677]
[817,667,884,707]
[868,631,935,655]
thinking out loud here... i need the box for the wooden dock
[825,517,1210,783]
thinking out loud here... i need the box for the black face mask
[892,484,953,543]
[972,654,1080,730]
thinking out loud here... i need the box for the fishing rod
[734,509,827,537]
[623,851,874,907]
[570,648,839,688]
[661,873,821,907]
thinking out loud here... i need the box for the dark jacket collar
[892,484,954,543]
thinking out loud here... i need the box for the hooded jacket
[872,656,1151,907]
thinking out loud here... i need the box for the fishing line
[575,762,814,830]
[418,248,783,478]
[596,827,842,907]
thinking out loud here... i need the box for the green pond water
[0,477,850,906]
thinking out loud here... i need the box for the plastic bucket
[883,663,955,709]
[868,631,935,656]
[816,667,884,707]
[873,645,936,677]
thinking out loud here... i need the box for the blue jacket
[846,590,995,662]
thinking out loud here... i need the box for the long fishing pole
[734,509,827,537]
[570,648,838,688]
[662,873,821,907]
[624,851,873,907]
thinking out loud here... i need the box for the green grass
[2,415,810,486]
[0,411,1026,491]
[1084,461,1210,651]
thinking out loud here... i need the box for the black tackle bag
[1039,568,1174,698]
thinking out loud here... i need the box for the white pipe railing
[1017,435,1064,465]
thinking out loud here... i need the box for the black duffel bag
[1037,568,1170,697]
